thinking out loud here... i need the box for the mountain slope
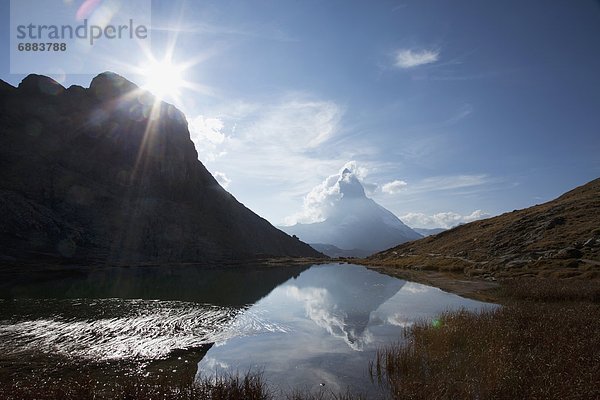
[282,168,422,256]
[308,243,373,258]
[413,228,446,237]
[368,178,600,279]
[0,73,323,264]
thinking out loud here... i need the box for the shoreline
[5,255,597,305]
[359,263,500,303]
[1,256,499,303]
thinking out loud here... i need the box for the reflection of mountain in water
[0,264,312,372]
[0,264,310,306]
[196,264,493,394]
[286,264,405,350]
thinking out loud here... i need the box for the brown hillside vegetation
[368,178,600,279]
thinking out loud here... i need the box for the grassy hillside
[368,178,600,279]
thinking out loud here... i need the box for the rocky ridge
[0,72,323,265]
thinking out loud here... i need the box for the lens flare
[138,59,187,101]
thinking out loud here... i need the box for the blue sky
[1,0,599,228]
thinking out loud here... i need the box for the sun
[139,59,187,101]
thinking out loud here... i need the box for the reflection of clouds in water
[401,282,433,294]
[214,308,290,346]
[387,314,414,328]
[285,285,373,351]
[194,265,496,395]
[200,357,229,373]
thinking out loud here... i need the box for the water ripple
[0,298,287,361]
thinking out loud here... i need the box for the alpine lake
[0,263,496,397]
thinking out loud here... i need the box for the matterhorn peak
[337,167,366,198]
[281,163,422,256]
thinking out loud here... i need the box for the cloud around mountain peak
[285,161,370,225]
[281,162,422,254]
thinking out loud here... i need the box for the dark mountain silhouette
[369,178,600,279]
[0,72,323,265]
[282,168,422,257]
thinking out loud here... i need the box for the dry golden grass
[0,370,368,400]
[0,372,271,400]
[370,279,600,400]
[497,278,600,302]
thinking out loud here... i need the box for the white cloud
[410,174,489,193]
[213,171,231,189]
[186,95,353,224]
[394,49,440,68]
[249,98,342,149]
[189,94,343,167]
[341,160,369,180]
[381,179,408,194]
[188,115,228,161]
[286,171,341,225]
[189,116,226,144]
[400,209,491,229]
[284,161,376,225]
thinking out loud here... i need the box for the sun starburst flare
[138,58,187,101]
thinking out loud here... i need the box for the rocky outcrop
[0,72,323,264]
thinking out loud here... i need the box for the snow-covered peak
[282,164,422,255]
[337,167,366,199]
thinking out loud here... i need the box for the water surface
[195,264,495,395]
[0,263,495,394]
